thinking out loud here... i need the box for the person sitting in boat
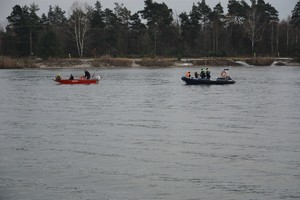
[185,71,191,78]
[69,74,74,80]
[206,68,211,79]
[194,72,198,78]
[200,69,206,79]
[221,69,229,78]
[84,70,91,79]
[55,74,61,80]
[220,69,233,80]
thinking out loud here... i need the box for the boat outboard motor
[95,75,101,81]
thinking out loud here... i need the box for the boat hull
[54,79,99,84]
[181,76,235,85]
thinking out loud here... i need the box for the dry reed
[0,56,37,69]
[136,58,176,67]
[91,56,133,67]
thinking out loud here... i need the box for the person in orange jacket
[185,71,191,78]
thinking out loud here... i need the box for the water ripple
[0,67,300,200]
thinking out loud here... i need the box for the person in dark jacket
[200,69,206,79]
[84,70,91,79]
[194,72,198,78]
[206,68,211,79]
[69,74,74,80]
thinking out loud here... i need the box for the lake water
[0,66,300,200]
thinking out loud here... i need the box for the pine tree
[291,0,300,27]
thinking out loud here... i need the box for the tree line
[0,0,300,59]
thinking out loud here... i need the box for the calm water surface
[0,66,300,200]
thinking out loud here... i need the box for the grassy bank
[136,58,177,67]
[35,58,92,68]
[0,56,298,69]
[91,57,133,67]
[188,58,237,66]
[90,57,176,67]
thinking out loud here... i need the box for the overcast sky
[0,0,298,26]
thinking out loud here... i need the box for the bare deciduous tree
[243,7,266,56]
[69,2,90,58]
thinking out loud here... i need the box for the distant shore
[0,56,299,69]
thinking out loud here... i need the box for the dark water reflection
[0,66,300,200]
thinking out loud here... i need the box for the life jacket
[200,70,206,78]
[185,72,191,78]
[206,70,211,78]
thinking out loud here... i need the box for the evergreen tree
[47,5,67,26]
[38,29,62,58]
[227,0,249,55]
[1,1,298,58]
[291,0,300,56]
[291,0,300,27]
[197,0,212,53]
[188,4,203,55]
[129,13,147,55]
[140,0,174,56]
[179,12,192,55]
[228,0,248,23]
[210,3,225,55]
[140,0,173,28]
[88,1,105,56]
[263,2,279,55]
[114,3,131,56]
[38,5,67,58]
[102,8,119,56]
[6,4,41,56]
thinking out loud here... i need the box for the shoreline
[0,56,299,69]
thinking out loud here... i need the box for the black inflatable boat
[181,76,236,85]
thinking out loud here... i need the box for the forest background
[0,0,300,62]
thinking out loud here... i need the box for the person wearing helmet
[55,74,61,80]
